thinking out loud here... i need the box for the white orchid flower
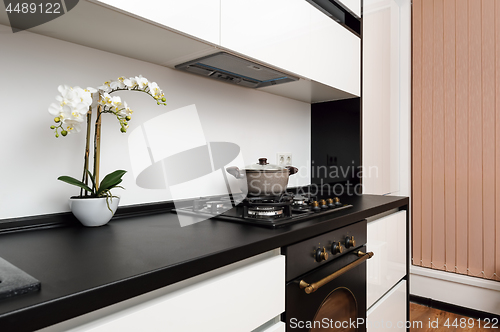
[123,77,137,89]
[110,79,125,90]
[48,102,63,116]
[135,75,148,89]
[97,81,112,93]
[111,96,123,109]
[149,82,162,98]
[117,101,133,117]
[99,93,113,107]
[56,85,79,106]
[62,119,82,133]
[73,87,93,107]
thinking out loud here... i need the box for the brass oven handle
[299,251,374,294]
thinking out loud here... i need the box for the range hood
[175,52,299,88]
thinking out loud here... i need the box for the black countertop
[0,194,408,331]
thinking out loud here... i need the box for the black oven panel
[283,220,367,281]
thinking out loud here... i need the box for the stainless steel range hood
[175,52,299,88]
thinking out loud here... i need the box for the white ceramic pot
[69,196,120,227]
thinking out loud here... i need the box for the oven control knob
[319,199,328,209]
[334,197,342,206]
[331,242,343,255]
[311,201,320,212]
[315,247,329,262]
[345,236,356,249]
[326,198,335,208]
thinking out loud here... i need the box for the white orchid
[61,118,83,133]
[110,79,125,90]
[97,81,112,93]
[111,96,123,109]
[135,75,148,89]
[123,77,137,89]
[117,101,133,117]
[149,82,162,99]
[49,75,166,138]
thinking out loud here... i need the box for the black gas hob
[173,192,353,228]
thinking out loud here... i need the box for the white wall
[0,24,311,219]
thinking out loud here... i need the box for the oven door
[285,246,368,332]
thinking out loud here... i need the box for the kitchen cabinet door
[362,0,401,195]
[220,0,311,78]
[40,252,285,332]
[309,5,361,96]
[367,280,407,331]
[367,211,406,309]
[94,0,220,45]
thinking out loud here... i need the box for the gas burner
[206,201,224,209]
[247,206,284,218]
[292,194,308,205]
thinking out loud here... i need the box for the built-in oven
[283,220,372,332]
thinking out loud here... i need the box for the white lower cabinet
[367,210,407,308]
[367,280,407,331]
[39,251,284,332]
[254,321,285,332]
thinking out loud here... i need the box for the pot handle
[226,166,244,179]
[286,166,299,175]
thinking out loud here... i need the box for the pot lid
[244,158,286,172]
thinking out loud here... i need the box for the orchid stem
[93,98,102,193]
[80,105,92,197]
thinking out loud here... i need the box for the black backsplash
[311,98,361,195]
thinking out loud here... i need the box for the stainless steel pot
[226,158,298,196]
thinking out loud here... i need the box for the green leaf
[58,176,93,194]
[86,169,96,191]
[97,170,127,196]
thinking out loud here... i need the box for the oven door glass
[285,246,367,332]
[310,287,357,332]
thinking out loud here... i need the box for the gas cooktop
[172,192,353,228]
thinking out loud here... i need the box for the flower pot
[69,196,120,227]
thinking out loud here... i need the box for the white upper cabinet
[221,0,360,97]
[220,0,311,79]
[95,0,220,45]
[309,5,360,96]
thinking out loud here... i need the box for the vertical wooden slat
[421,0,434,268]
[495,0,500,281]
[432,0,446,271]
[412,0,423,267]
[443,0,456,273]
[455,0,469,274]
[467,0,483,277]
[481,0,496,279]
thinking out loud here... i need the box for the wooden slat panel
[420,0,434,268]
[455,0,469,274]
[467,0,483,277]
[432,0,446,271]
[412,0,423,267]
[495,0,500,281]
[443,0,456,273]
[481,0,496,279]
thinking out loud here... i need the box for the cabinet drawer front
[367,280,407,331]
[367,211,406,308]
[43,253,284,332]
